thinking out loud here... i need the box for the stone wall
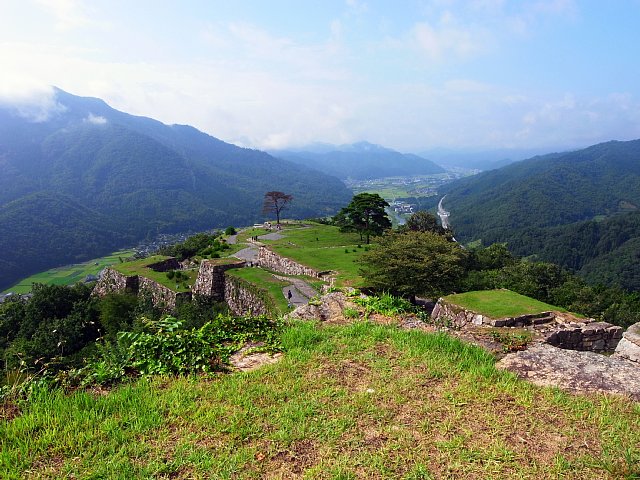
[138,277,191,312]
[146,258,181,272]
[257,246,321,278]
[545,321,622,353]
[431,297,623,353]
[430,299,553,329]
[224,275,272,317]
[192,259,245,300]
[92,267,139,296]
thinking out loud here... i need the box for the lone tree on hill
[262,191,293,225]
[334,193,391,244]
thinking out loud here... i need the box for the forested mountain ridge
[441,139,640,289]
[0,88,352,290]
[271,141,445,180]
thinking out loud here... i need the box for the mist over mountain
[271,141,445,180]
[418,147,559,171]
[440,139,640,289]
[0,88,352,290]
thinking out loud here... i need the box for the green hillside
[0,89,352,290]
[440,139,640,289]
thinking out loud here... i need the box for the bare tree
[262,191,293,225]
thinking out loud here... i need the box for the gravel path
[283,286,308,308]
[258,232,285,241]
[233,246,259,263]
[226,234,238,245]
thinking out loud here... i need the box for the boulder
[613,322,640,364]
[497,343,640,400]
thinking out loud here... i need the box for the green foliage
[360,231,468,299]
[489,329,532,353]
[440,139,640,290]
[224,226,237,235]
[82,314,283,382]
[399,210,447,236]
[0,283,100,374]
[334,193,391,244]
[352,292,414,317]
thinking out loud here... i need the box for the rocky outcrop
[497,343,640,400]
[192,259,245,300]
[613,322,640,363]
[288,292,351,323]
[224,275,272,317]
[257,246,321,278]
[92,267,138,296]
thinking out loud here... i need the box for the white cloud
[84,113,107,125]
[0,84,66,122]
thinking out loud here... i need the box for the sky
[1,0,639,152]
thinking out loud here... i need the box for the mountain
[439,139,640,289]
[417,147,555,171]
[0,88,352,290]
[271,141,445,180]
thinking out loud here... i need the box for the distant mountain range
[271,141,445,180]
[0,88,352,290]
[417,147,556,171]
[440,139,640,289]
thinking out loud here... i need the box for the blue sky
[1,0,639,152]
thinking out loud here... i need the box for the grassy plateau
[2,320,638,479]
[444,290,563,319]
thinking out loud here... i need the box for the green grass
[3,321,638,478]
[445,289,563,318]
[113,256,198,293]
[3,250,135,294]
[225,268,292,314]
[261,223,369,287]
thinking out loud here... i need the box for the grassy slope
[262,223,367,287]
[445,290,562,319]
[2,321,638,478]
[3,250,135,294]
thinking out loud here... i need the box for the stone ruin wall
[92,267,139,297]
[145,257,181,272]
[257,246,321,278]
[138,276,191,312]
[192,260,245,301]
[432,298,624,353]
[224,275,271,317]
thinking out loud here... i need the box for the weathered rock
[497,343,640,400]
[92,267,139,297]
[289,292,350,323]
[257,246,320,278]
[613,322,640,363]
[229,343,283,372]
